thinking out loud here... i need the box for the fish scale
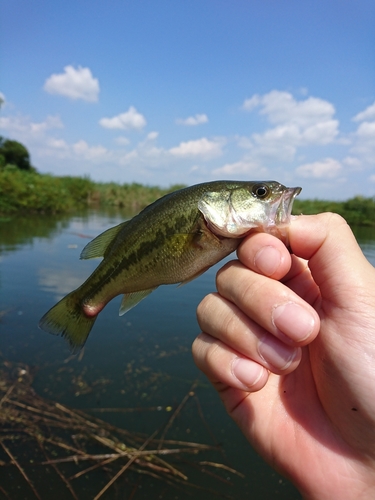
[39,180,301,351]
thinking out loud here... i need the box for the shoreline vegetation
[0,169,374,227]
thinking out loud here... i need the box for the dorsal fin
[80,221,129,260]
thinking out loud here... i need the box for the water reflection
[1,211,374,499]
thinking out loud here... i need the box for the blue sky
[1,0,374,199]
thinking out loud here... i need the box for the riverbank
[0,169,374,227]
[0,169,184,215]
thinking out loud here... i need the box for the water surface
[1,212,374,499]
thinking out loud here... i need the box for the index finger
[237,232,292,280]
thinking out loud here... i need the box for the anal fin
[119,288,157,316]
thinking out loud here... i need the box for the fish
[39,180,301,351]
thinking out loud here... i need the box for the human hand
[193,213,375,499]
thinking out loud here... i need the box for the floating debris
[0,359,242,499]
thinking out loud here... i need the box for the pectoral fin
[80,221,129,259]
[119,288,157,316]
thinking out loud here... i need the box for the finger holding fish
[194,230,320,390]
[236,231,293,279]
[215,259,320,345]
[195,291,302,378]
[237,231,319,305]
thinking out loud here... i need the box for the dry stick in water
[1,360,238,497]
[0,441,42,500]
[93,429,159,500]
[37,440,79,500]
[158,379,198,450]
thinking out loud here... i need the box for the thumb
[289,213,375,310]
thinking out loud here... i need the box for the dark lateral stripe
[81,212,200,300]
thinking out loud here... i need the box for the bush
[0,170,95,214]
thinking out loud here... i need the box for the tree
[0,136,34,171]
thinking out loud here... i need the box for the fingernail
[272,302,315,342]
[258,335,298,371]
[232,358,264,388]
[254,246,282,276]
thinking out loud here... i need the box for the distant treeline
[0,169,374,227]
[293,197,375,227]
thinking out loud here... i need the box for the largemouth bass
[39,180,301,351]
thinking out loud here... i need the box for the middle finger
[216,261,319,345]
[197,292,301,374]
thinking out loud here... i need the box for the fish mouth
[267,186,301,244]
[275,186,302,225]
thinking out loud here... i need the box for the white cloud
[243,90,336,127]
[73,140,108,160]
[347,102,375,168]
[240,90,339,162]
[0,114,63,138]
[0,110,114,167]
[355,120,375,139]
[352,101,375,122]
[169,137,224,158]
[176,114,208,126]
[99,106,146,130]
[343,156,362,169]
[242,94,261,111]
[44,65,100,102]
[295,158,342,179]
[369,174,375,183]
[114,136,130,146]
[146,131,159,140]
[212,159,266,176]
[350,120,375,164]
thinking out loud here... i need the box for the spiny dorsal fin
[80,221,129,260]
[119,288,157,316]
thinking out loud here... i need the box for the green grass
[0,170,93,213]
[0,169,184,215]
[0,169,374,227]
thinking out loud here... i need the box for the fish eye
[252,184,269,199]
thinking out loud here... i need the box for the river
[1,211,374,500]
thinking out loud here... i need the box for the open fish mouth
[274,186,302,225]
[264,186,301,244]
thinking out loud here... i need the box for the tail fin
[39,291,97,352]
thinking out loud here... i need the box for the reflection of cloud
[38,268,88,301]
[44,65,100,102]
